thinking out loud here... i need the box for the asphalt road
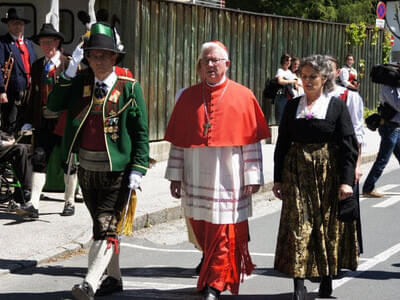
[1,157,400,300]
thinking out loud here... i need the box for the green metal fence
[97,0,384,141]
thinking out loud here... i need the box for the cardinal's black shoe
[202,285,220,300]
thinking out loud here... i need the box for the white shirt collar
[10,33,23,42]
[46,50,61,68]
[95,71,117,90]
[206,75,227,87]
[296,93,331,120]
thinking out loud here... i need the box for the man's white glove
[128,170,142,190]
[21,123,32,131]
[65,43,84,78]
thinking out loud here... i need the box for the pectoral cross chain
[203,122,211,136]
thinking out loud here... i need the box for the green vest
[47,69,149,174]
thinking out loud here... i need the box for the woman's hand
[0,93,8,103]
[272,182,282,199]
[355,166,363,183]
[170,180,182,199]
[243,184,260,196]
[1,137,15,147]
[338,184,353,201]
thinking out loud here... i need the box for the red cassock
[165,78,269,294]
[164,78,270,147]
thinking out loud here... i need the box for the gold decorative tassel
[117,190,138,236]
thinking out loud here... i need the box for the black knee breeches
[77,167,130,240]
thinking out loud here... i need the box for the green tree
[225,0,379,24]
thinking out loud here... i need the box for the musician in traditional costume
[339,54,359,91]
[46,22,149,300]
[15,23,79,219]
[165,41,270,300]
[0,8,36,134]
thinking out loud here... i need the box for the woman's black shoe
[319,276,332,298]
[292,286,307,300]
[202,285,220,300]
[95,276,123,296]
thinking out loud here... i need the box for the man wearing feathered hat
[0,7,36,134]
[47,22,149,300]
[16,23,80,219]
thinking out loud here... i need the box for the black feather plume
[96,9,109,22]
[77,11,91,25]
[111,14,120,27]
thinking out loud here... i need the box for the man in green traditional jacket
[47,22,149,300]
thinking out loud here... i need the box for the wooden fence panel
[97,0,384,139]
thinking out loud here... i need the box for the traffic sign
[376,18,385,29]
[391,35,395,46]
[377,1,386,19]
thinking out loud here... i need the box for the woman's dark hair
[345,54,354,61]
[280,53,291,65]
[290,57,300,70]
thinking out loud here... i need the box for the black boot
[202,285,220,300]
[72,281,94,300]
[293,278,307,300]
[95,276,123,296]
[319,276,332,298]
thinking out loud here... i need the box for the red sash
[17,39,31,86]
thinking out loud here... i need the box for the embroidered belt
[78,148,110,172]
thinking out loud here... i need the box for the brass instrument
[1,52,14,92]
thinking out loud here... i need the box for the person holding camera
[362,85,400,198]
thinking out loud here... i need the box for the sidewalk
[0,128,380,277]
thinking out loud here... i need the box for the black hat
[84,22,125,64]
[1,8,30,24]
[32,23,64,45]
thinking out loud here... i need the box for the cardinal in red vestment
[165,41,270,300]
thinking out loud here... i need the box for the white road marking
[123,280,195,290]
[312,241,400,293]
[121,242,275,257]
[360,184,400,204]
[372,196,400,208]
[121,243,199,253]
[250,252,275,257]
[379,184,399,191]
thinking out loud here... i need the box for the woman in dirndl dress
[272,55,359,300]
